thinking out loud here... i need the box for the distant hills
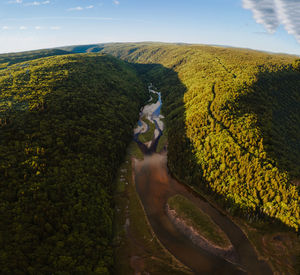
[0,49,68,69]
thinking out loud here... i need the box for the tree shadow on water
[132,63,203,185]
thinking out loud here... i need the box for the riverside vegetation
[168,195,231,249]
[0,43,300,273]
[98,43,300,232]
[0,53,148,273]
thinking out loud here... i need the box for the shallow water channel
[133,86,272,274]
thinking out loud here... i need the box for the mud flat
[166,204,237,264]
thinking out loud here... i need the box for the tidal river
[133,86,272,274]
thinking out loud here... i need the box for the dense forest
[97,43,300,231]
[0,53,147,273]
[0,49,69,69]
[0,42,299,273]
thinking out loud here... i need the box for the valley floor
[113,142,191,274]
[114,85,299,274]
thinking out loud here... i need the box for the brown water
[134,153,272,274]
[133,87,272,274]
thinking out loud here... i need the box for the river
[133,86,272,274]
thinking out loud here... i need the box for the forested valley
[0,43,300,274]
[0,52,147,273]
[97,43,300,231]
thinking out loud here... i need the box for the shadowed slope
[98,43,300,232]
[0,53,147,274]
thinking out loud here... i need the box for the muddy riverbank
[166,204,237,264]
[132,86,272,274]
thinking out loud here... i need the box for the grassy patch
[156,130,167,153]
[148,91,159,104]
[113,143,191,274]
[168,195,231,248]
[138,116,155,143]
[237,220,300,274]
[186,183,300,274]
[128,141,144,160]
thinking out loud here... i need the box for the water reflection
[133,87,272,274]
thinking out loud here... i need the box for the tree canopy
[100,43,300,231]
[0,53,147,274]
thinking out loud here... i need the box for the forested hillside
[99,43,300,231]
[0,49,69,69]
[59,44,104,54]
[0,53,147,273]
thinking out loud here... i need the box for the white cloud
[24,0,50,6]
[1,25,60,31]
[8,0,22,4]
[68,5,95,11]
[68,6,84,11]
[113,0,120,5]
[243,0,300,43]
[24,1,40,6]
[3,16,116,21]
[50,26,61,30]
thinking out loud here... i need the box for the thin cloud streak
[1,25,60,31]
[7,0,22,4]
[243,0,300,43]
[50,26,61,30]
[67,5,94,11]
[8,0,50,5]
[67,6,84,11]
[1,16,117,21]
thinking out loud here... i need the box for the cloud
[68,5,95,11]
[68,6,84,11]
[24,1,40,6]
[253,31,273,35]
[27,0,50,5]
[1,25,61,31]
[9,0,50,6]
[242,0,300,43]
[8,0,22,4]
[3,16,116,21]
[50,26,61,30]
[113,0,120,5]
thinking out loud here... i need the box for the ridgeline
[0,52,147,274]
[97,43,300,231]
[0,43,300,273]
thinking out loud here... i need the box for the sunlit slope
[100,43,300,231]
[0,48,69,69]
[0,53,147,273]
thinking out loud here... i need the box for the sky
[0,0,299,55]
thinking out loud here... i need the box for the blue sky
[0,0,299,55]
